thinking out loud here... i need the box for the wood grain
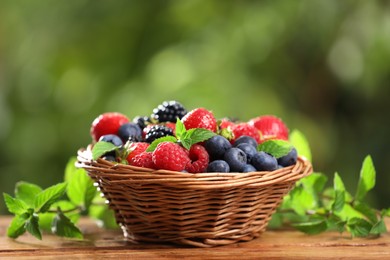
[0,216,389,259]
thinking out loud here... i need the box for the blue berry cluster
[204,135,297,173]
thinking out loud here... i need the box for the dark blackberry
[145,125,174,143]
[151,101,187,123]
[133,116,151,130]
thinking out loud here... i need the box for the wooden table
[1,216,389,259]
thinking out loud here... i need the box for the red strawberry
[126,142,150,163]
[152,142,190,171]
[248,115,289,143]
[219,118,235,130]
[185,144,209,173]
[231,123,261,144]
[182,108,217,132]
[90,112,129,142]
[130,152,155,169]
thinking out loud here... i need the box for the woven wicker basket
[76,146,312,247]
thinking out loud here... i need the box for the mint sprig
[258,139,293,158]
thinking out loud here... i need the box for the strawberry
[248,115,289,143]
[219,118,235,130]
[90,112,130,142]
[126,142,150,163]
[185,144,209,173]
[182,108,217,132]
[130,152,155,169]
[152,142,190,171]
[231,123,261,144]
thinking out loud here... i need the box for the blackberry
[151,101,187,123]
[133,116,151,130]
[145,125,174,143]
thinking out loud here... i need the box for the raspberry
[130,152,155,169]
[152,142,190,171]
[231,123,261,144]
[90,112,129,142]
[182,108,217,132]
[126,142,150,163]
[248,115,289,143]
[145,125,174,143]
[185,144,209,173]
[151,100,187,123]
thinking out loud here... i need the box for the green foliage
[257,140,293,158]
[3,157,117,240]
[271,134,387,237]
[92,142,118,160]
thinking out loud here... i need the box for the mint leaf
[289,129,312,162]
[3,193,28,215]
[370,218,387,235]
[34,183,67,213]
[65,157,96,210]
[258,140,293,158]
[287,186,315,215]
[39,200,80,231]
[332,190,345,212]
[92,141,118,160]
[296,173,328,207]
[381,208,390,217]
[7,213,30,239]
[26,214,42,240]
[292,219,328,235]
[348,217,372,237]
[15,182,42,207]
[146,136,177,152]
[355,155,375,202]
[175,118,187,139]
[353,202,378,224]
[52,210,83,239]
[187,128,216,144]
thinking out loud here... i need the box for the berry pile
[89,100,298,173]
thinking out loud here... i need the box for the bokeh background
[1,0,389,214]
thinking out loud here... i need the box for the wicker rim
[76,146,312,189]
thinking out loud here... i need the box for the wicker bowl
[76,146,312,247]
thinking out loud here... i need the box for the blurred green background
[0,0,389,214]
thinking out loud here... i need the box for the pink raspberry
[185,144,209,173]
[130,152,155,169]
[152,142,190,171]
[126,142,149,163]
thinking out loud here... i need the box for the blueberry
[118,123,142,142]
[252,151,278,171]
[207,160,230,173]
[242,164,257,173]
[223,148,247,172]
[204,135,232,160]
[99,134,123,147]
[233,135,258,148]
[277,148,298,167]
[236,143,257,163]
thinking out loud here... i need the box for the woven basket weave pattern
[77,147,312,247]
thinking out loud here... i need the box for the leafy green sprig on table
[3,129,389,240]
[270,130,390,237]
[3,158,117,240]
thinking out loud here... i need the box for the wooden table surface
[0,216,389,259]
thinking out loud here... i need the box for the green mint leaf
[187,128,216,144]
[25,214,42,240]
[353,202,378,224]
[146,136,177,152]
[287,186,315,216]
[15,182,43,208]
[332,190,345,212]
[3,193,29,215]
[65,157,96,210]
[348,217,373,238]
[34,182,67,213]
[89,201,118,229]
[292,219,328,235]
[92,141,118,160]
[333,172,346,191]
[327,215,347,234]
[39,200,80,232]
[52,210,83,239]
[258,140,293,158]
[296,173,328,207]
[370,218,387,235]
[381,208,390,217]
[180,138,192,150]
[175,118,187,139]
[355,155,376,202]
[289,129,312,162]
[7,213,30,239]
